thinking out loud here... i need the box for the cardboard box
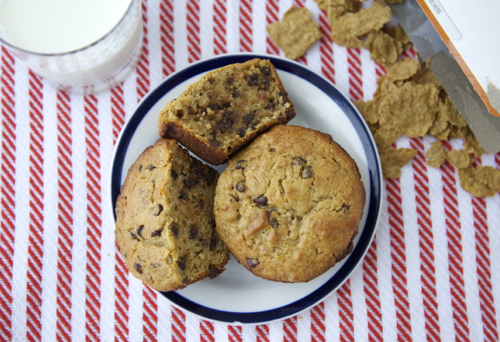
[416,0,500,117]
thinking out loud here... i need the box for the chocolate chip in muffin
[152,204,163,216]
[137,225,144,238]
[253,195,268,206]
[130,232,140,241]
[171,169,178,180]
[189,226,198,239]
[208,266,221,278]
[269,217,279,228]
[134,263,143,274]
[209,139,221,148]
[147,164,156,171]
[293,157,306,166]
[169,225,178,236]
[176,260,186,271]
[301,166,314,179]
[238,128,246,137]
[179,191,189,200]
[151,229,163,238]
[246,258,259,268]
[235,160,246,170]
[184,177,199,189]
[235,181,246,192]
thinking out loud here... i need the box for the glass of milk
[0,0,143,94]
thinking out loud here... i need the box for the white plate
[109,53,383,324]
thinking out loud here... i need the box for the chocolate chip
[147,165,156,170]
[243,113,255,125]
[250,121,260,130]
[151,229,163,237]
[169,226,178,236]
[293,157,306,166]
[151,262,159,268]
[247,74,259,86]
[182,277,189,283]
[208,103,222,111]
[214,110,236,134]
[152,204,163,216]
[209,139,221,148]
[238,128,246,137]
[285,109,295,119]
[133,263,143,274]
[130,232,140,241]
[301,166,314,179]
[189,226,198,239]
[176,260,186,271]
[208,78,215,84]
[199,199,204,209]
[137,225,144,237]
[179,190,189,200]
[253,195,268,206]
[188,109,195,115]
[171,169,178,180]
[265,102,276,110]
[138,165,143,171]
[232,91,240,98]
[209,237,216,251]
[227,77,233,85]
[278,90,287,97]
[246,258,259,268]
[184,177,199,188]
[269,217,279,228]
[261,66,271,75]
[235,182,245,192]
[235,160,246,169]
[208,266,220,279]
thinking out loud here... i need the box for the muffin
[115,138,229,291]
[214,125,365,282]
[157,58,296,165]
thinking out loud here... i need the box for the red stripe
[171,307,186,342]
[56,91,74,341]
[26,70,45,342]
[387,178,412,341]
[137,0,150,100]
[283,316,297,342]
[441,141,471,341]
[363,240,383,342]
[347,48,362,101]
[187,0,201,63]
[84,95,102,341]
[239,0,253,52]
[471,160,499,342]
[319,11,335,84]
[213,0,227,55]
[111,84,130,342]
[410,138,441,340]
[0,45,16,342]
[337,280,354,342]
[200,320,214,342]
[256,324,270,342]
[142,286,158,342]
[160,0,175,77]
[311,303,326,342]
[228,325,242,342]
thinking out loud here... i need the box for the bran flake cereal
[373,127,400,149]
[425,141,447,168]
[385,24,412,51]
[459,165,500,197]
[326,0,363,22]
[379,148,417,179]
[329,2,392,48]
[267,7,323,60]
[364,30,401,66]
[378,82,439,137]
[446,150,471,169]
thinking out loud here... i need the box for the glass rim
[0,0,141,57]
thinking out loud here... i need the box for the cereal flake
[446,149,471,169]
[267,7,323,60]
[379,147,417,179]
[425,141,447,168]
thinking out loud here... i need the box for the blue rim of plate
[110,53,382,324]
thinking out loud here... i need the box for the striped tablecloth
[1,0,499,341]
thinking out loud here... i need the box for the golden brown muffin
[115,138,229,292]
[157,58,296,165]
[214,125,365,283]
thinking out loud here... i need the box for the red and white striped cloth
[1,0,499,341]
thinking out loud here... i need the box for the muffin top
[214,125,366,283]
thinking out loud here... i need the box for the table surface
[1,0,499,341]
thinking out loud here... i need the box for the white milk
[0,0,131,54]
[0,0,143,93]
